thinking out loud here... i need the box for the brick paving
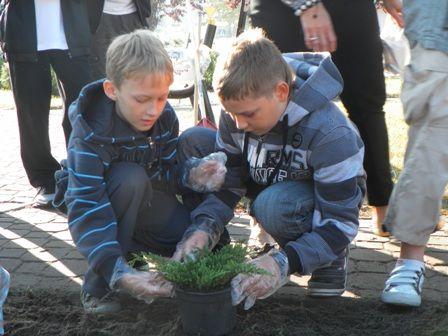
[0,97,447,303]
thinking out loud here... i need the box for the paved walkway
[0,98,447,303]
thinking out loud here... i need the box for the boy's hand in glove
[231,250,289,310]
[184,152,227,193]
[117,271,174,304]
[172,230,212,262]
[109,257,173,304]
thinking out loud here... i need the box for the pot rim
[175,286,231,296]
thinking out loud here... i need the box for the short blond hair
[106,30,173,88]
[214,28,293,101]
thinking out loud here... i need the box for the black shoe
[34,185,55,206]
[307,248,349,297]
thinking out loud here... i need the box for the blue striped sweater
[216,53,366,274]
[54,80,183,280]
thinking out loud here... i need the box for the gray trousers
[384,44,448,246]
[89,12,144,80]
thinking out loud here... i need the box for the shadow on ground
[0,208,84,290]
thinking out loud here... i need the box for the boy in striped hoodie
[53,30,235,314]
[210,29,366,309]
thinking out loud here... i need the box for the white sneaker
[381,260,425,307]
[34,186,55,206]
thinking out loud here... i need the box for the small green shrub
[132,244,268,292]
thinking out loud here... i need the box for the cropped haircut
[106,29,173,88]
[214,28,293,101]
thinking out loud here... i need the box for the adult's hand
[382,0,404,28]
[300,3,337,52]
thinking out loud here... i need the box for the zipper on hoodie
[146,136,155,170]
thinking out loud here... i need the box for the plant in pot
[133,243,267,335]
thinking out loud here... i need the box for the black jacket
[87,0,151,34]
[1,0,91,62]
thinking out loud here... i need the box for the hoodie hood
[280,52,343,125]
[68,80,147,145]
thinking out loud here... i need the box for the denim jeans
[251,180,314,247]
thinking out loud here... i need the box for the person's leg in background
[8,52,61,205]
[325,0,392,236]
[89,12,144,81]
[381,45,448,307]
[50,50,92,145]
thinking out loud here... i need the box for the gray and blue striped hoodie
[54,80,183,282]
[217,53,366,274]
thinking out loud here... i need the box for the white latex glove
[109,257,173,304]
[231,251,289,310]
[300,3,337,52]
[172,230,212,262]
[117,270,174,304]
[185,152,227,193]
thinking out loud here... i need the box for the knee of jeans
[106,162,149,197]
[252,182,314,239]
[178,126,216,160]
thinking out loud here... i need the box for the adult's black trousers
[250,0,393,206]
[8,50,92,189]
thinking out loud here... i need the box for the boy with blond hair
[53,30,236,314]
[208,29,366,309]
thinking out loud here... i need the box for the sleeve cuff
[97,255,121,286]
[284,245,303,274]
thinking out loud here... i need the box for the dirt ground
[4,288,448,336]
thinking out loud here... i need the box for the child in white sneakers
[381,0,448,307]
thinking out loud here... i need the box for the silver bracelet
[293,0,322,16]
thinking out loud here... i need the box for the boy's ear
[275,81,290,102]
[103,79,118,101]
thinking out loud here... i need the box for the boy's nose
[235,117,248,130]
[145,104,156,117]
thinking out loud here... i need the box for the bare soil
[4,288,448,336]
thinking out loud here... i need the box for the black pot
[175,287,236,335]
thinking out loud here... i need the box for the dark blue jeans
[251,180,314,248]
